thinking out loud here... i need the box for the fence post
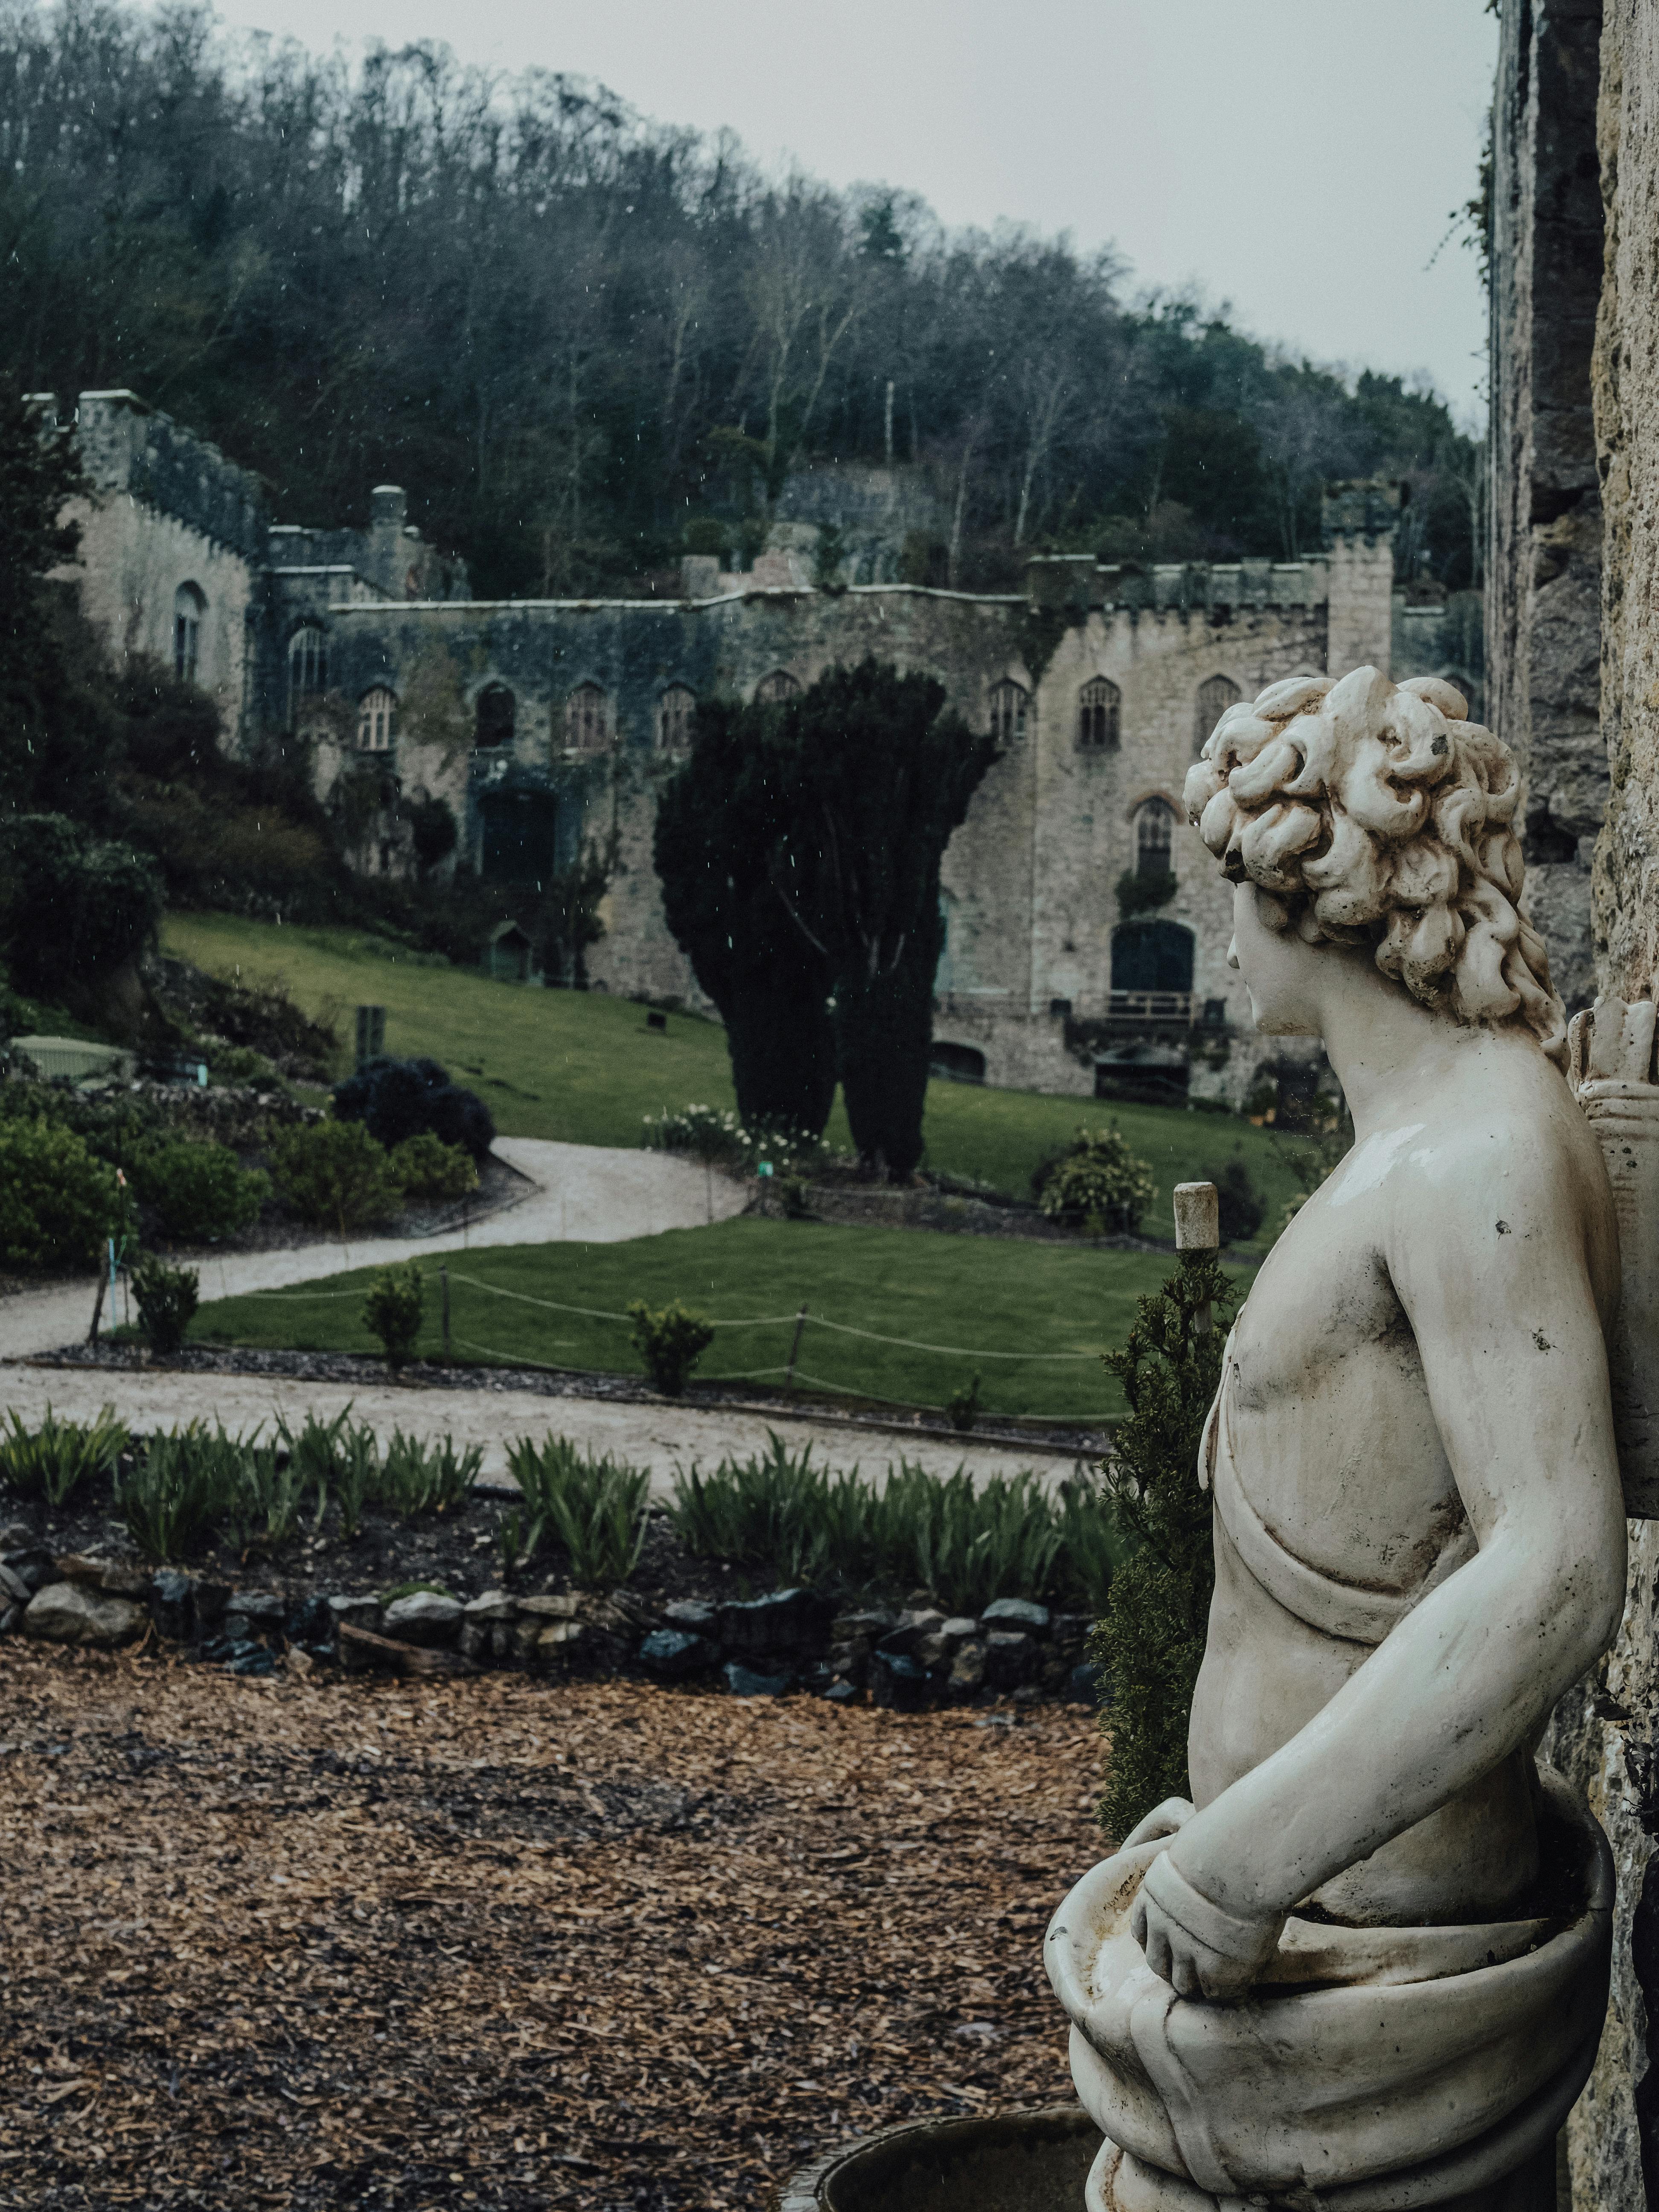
[1173,1181,1220,1336]
[441,1265,451,1360]
[785,1304,809,1391]
[87,1270,106,1347]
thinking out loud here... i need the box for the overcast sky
[208,0,1499,426]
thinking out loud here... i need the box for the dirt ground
[0,1644,1103,2211]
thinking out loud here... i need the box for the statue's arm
[1139,1138,1626,1998]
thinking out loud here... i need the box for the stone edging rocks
[0,1542,1104,1709]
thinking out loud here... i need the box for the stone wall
[290,563,1362,1103]
[1489,0,1607,1017]
[1495,5,1659,2203]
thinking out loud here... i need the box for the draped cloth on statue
[1046,1353,1615,2212]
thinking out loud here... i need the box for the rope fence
[237,1266,1103,1366]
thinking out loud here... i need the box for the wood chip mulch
[0,1644,1104,2210]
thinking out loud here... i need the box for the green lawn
[163,911,1303,1252]
[190,1218,1217,1424]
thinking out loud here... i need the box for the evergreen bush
[627,1298,715,1396]
[1036,1125,1157,1235]
[1214,1155,1265,1245]
[0,1118,119,1269]
[361,1262,425,1368]
[1094,1250,1233,1842]
[131,1256,200,1355]
[269,1120,404,1234]
[388,1129,478,1203]
[128,1140,269,1243]
[332,1054,494,1163]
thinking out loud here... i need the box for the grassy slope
[163,912,1304,1250]
[190,1218,1209,1423]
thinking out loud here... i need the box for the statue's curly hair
[1183,666,1567,1066]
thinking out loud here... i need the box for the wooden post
[1173,1181,1220,1336]
[87,1270,106,1347]
[785,1304,809,1391]
[440,1265,451,1361]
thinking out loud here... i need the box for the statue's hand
[1130,1847,1285,2002]
[1119,1797,1193,1848]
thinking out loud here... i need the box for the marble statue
[1048,667,1651,2212]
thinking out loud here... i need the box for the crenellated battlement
[72,390,268,559]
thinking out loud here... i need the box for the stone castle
[48,386,1482,1109]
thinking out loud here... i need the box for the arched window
[1135,797,1176,879]
[1195,673,1241,755]
[565,682,610,751]
[989,679,1030,743]
[358,687,398,752]
[474,683,515,749]
[174,583,205,684]
[754,669,801,705]
[287,624,328,725]
[1077,676,1121,751]
[657,684,696,752]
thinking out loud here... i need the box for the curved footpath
[0,1137,1071,1491]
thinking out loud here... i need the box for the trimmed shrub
[388,1130,477,1203]
[0,1403,128,1507]
[945,1372,983,1432]
[627,1298,715,1396]
[128,1140,269,1243]
[1095,1250,1233,1842]
[332,1054,494,1163]
[1214,1155,1265,1245]
[1035,1125,1156,1236]
[269,1119,403,1234]
[0,1119,119,1269]
[362,1261,424,1368]
[132,1256,200,1355]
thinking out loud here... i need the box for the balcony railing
[1107,990,1193,1027]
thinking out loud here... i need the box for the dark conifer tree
[770,659,997,1177]
[653,697,836,1137]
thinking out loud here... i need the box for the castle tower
[1323,480,1401,675]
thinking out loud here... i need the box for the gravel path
[0,1362,1062,1489]
[0,1137,1068,1487]
[0,1136,743,1366]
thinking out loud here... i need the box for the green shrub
[875,1464,1065,1616]
[779,1174,813,1220]
[388,1130,478,1203]
[504,1434,650,1585]
[1214,1155,1264,1245]
[945,1372,982,1432]
[269,1119,403,1234]
[131,1256,201,1356]
[117,1423,244,1562]
[1035,1125,1156,1236]
[1095,1250,1233,1842]
[362,1262,425,1368]
[380,1429,480,1517]
[129,1141,268,1243]
[0,1403,128,1507]
[627,1298,715,1396]
[0,1119,119,1269]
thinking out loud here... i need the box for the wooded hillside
[0,3,1483,598]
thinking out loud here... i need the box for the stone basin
[773,2107,1099,2212]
